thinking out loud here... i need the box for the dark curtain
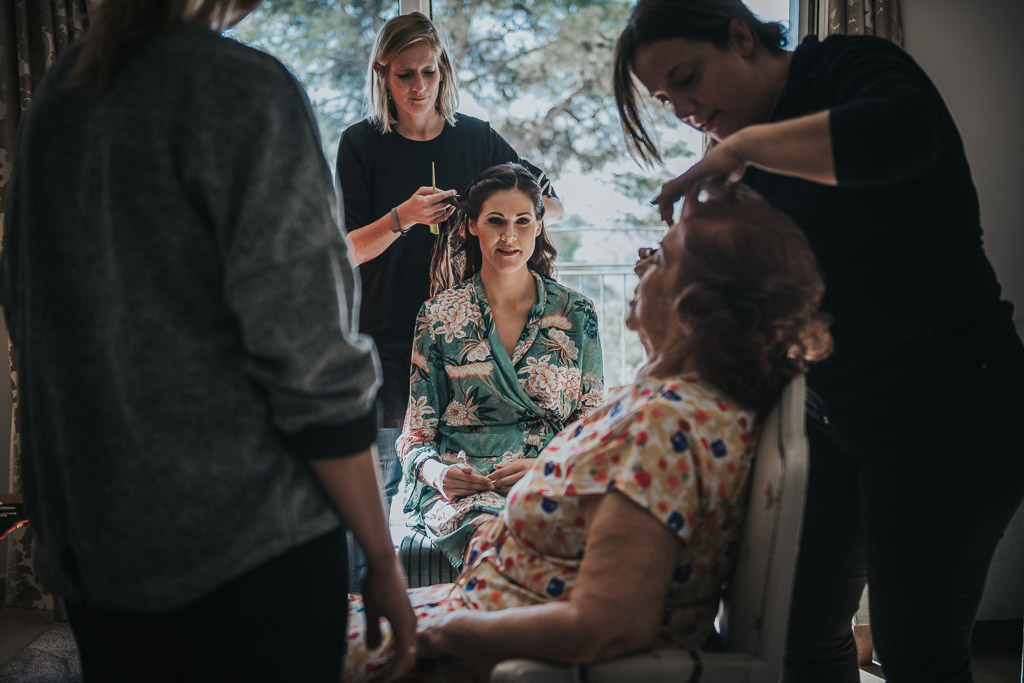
[828,0,903,45]
[1,0,90,613]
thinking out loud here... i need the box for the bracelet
[389,206,406,236]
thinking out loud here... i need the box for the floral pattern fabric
[345,374,759,682]
[399,272,604,565]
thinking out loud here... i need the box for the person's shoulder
[422,278,478,316]
[546,278,594,310]
[158,26,309,107]
[813,33,915,70]
[342,118,378,138]
[631,375,754,428]
[339,118,380,149]
[176,26,296,84]
[451,112,489,129]
[426,277,477,303]
[449,112,496,138]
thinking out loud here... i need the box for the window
[230,0,796,384]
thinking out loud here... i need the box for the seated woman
[346,182,832,682]
[397,163,605,568]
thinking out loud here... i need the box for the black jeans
[67,527,348,683]
[783,323,1024,683]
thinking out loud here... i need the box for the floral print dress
[398,271,605,566]
[344,374,760,682]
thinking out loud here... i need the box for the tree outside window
[229,0,791,384]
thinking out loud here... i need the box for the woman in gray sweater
[0,1,415,681]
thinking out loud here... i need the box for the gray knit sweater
[0,24,381,609]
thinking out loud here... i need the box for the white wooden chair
[490,374,810,683]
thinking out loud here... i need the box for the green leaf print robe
[398,271,605,566]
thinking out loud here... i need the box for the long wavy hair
[70,0,261,91]
[429,163,557,296]
[366,12,459,134]
[665,182,831,412]
[613,0,788,166]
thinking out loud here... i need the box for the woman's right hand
[652,138,749,225]
[421,458,494,501]
[437,464,494,501]
[396,187,457,230]
[361,554,417,682]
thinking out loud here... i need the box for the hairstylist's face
[631,21,764,141]
[386,43,442,121]
[626,221,686,350]
[468,189,541,277]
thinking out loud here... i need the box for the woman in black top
[612,2,1024,682]
[335,11,561,591]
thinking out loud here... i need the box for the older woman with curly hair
[342,183,831,682]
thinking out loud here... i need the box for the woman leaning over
[342,183,831,682]
[613,2,1024,682]
[398,163,604,568]
[335,14,563,589]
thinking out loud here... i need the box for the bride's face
[468,189,542,277]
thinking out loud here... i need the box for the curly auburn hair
[428,163,558,296]
[668,182,832,412]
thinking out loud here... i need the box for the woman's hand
[487,459,534,495]
[361,555,418,682]
[397,187,457,230]
[652,141,749,226]
[421,458,494,501]
[416,623,447,660]
[652,114,837,225]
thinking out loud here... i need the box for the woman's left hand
[487,459,534,495]
[652,140,749,225]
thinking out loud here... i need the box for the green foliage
[230,1,399,158]
[230,0,684,179]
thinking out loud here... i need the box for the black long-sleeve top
[336,114,555,426]
[743,35,1012,414]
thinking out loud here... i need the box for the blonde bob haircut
[366,12,459,134]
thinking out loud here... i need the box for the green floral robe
[398,271,605,565]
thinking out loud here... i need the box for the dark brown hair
[613,0,788,165]
[70,0,261,91]
[670,182,831,412]
[429,163,557,296]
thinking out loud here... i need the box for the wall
[901,0,1024,321]
[902,0,1024,619]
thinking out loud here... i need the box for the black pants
[783,323,1024,683]
[66,527,348,683]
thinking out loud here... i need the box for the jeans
[347,427,403,593]
[783,323,1024,683]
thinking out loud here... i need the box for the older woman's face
[630,25,766,142]
[386,43,442,122]
[626,221,686,347]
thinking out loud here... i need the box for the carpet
[0,623,82,683]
